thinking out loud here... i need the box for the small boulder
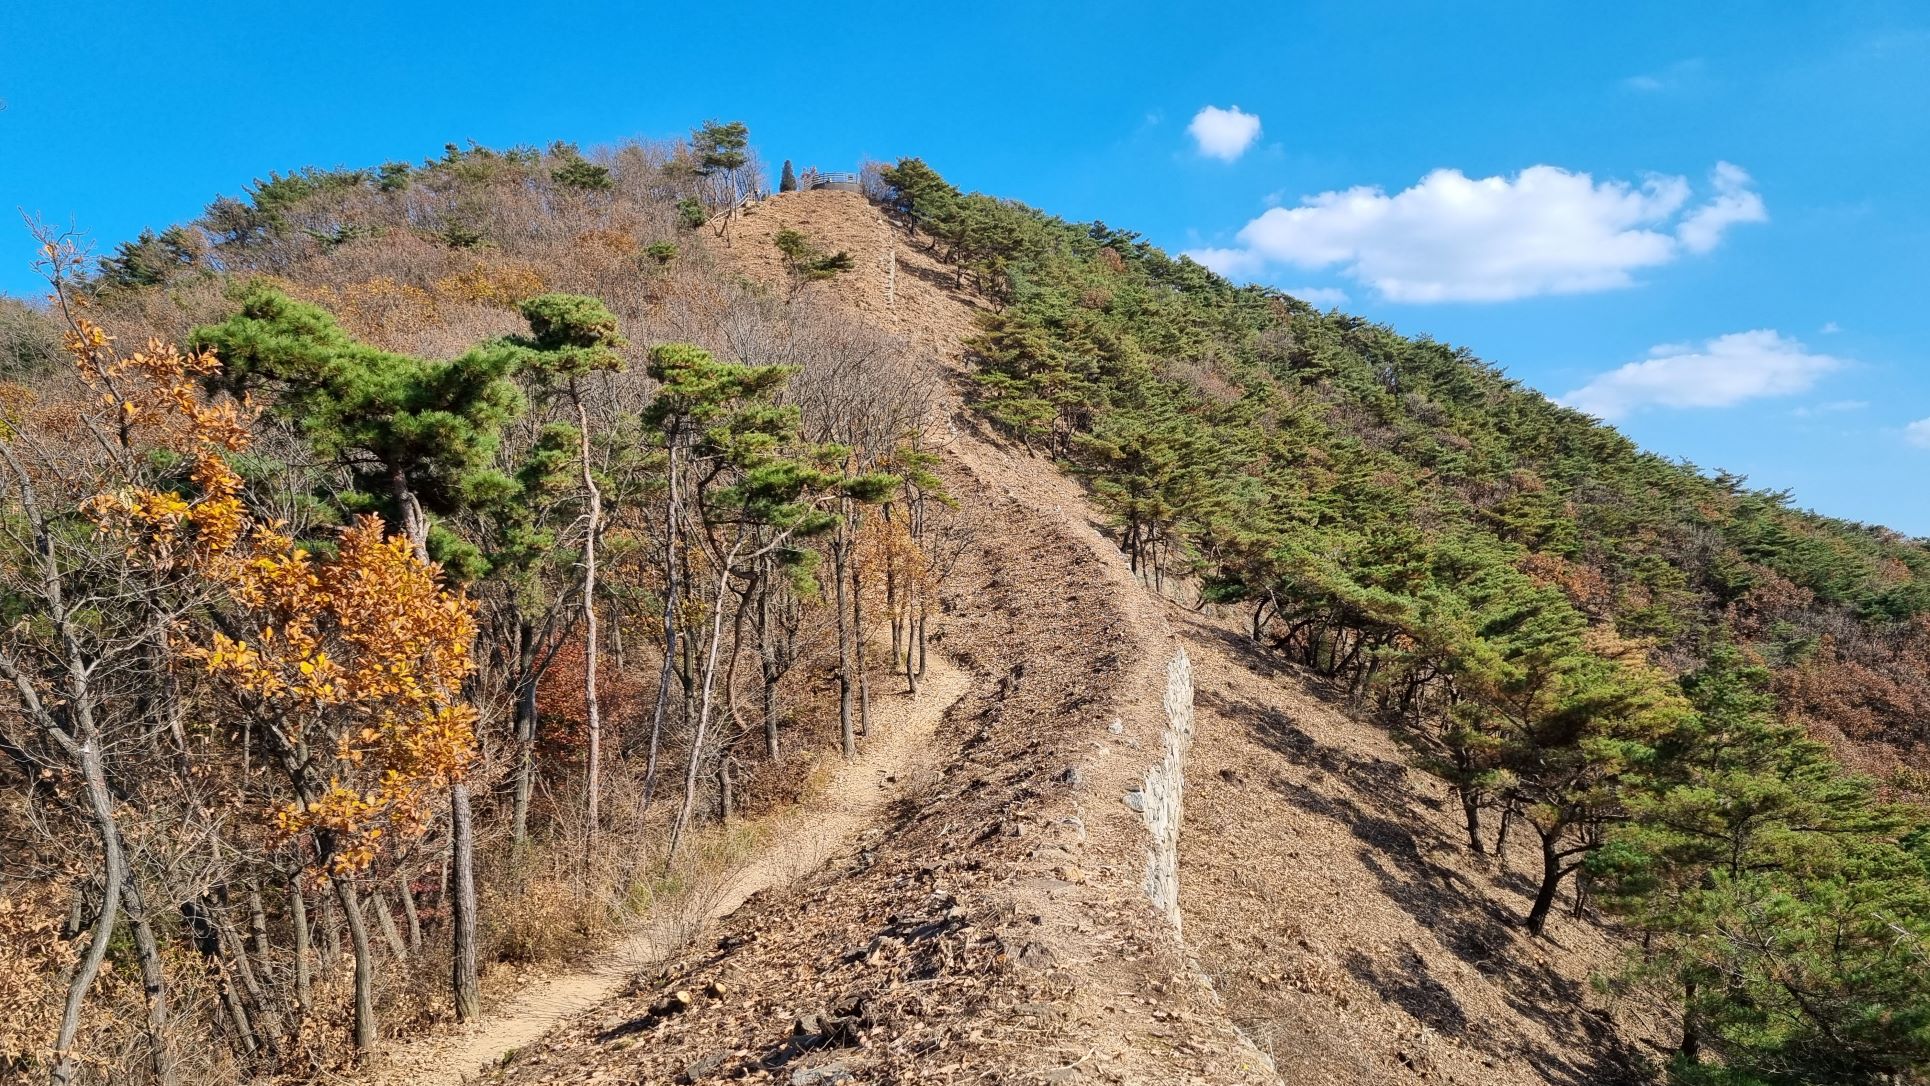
[1016,940,1058,970]
[678,1051,727,1083]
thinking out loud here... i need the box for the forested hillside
[873,159,1930,763]
[0,130,957,1084]
[1,128,1926,1086]
[871,157,1930,1083]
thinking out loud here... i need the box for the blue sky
[3,0,1926,533]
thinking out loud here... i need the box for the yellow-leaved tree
[193,516,478,1056]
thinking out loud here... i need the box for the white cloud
[1183,246,1267,279]
[1821,321,1842,334]
[1562,330,1842,420]
[1188,105,1263,162]
[1792,399,1868,417]
[1621,58,1707,94]
[1677,162,1767,253]
[1287,286,1349,307]
[1906,418,1930,449]
[1202,163,1766,302]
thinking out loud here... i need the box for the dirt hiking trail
[375,656,970,1086]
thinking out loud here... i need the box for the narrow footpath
[373,656,971,1086]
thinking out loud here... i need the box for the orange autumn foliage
[71,315,480,878]
[71,313,255,565]
[199,516,480,875]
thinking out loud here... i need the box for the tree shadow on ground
[1197,682,1652,1086]
[1342,942,1469,1038]
[898,255,972,298]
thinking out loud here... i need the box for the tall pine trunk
[511,618,538,844]
[644,442,681,809]
[451,785,480,1022]
[851,532,871,736]
[833,517,856,758]
[574,383,604,846]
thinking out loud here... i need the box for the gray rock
[679,1050,726,1082]
[1016,939,1058,970]
[790,1063,853,1085]
[1121,790,1145,812]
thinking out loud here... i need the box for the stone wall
[1138,648,1194,932]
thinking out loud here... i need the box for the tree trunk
[215,907,283,1056]
[643,446,681,810]
[756,558,780,761]
[885,514,902,671]
[833,524,855,758]
[372,887,408,961]
[329,877,377,1059]
[1494,804,1515,872]
[391,468,430,562]
[671,563,733,855]
[1526,832,1565,937]
[1679,975,1701,1063]
[210,946,258,1059]
[511,618,538,844]
[247,889,272,969]
[852,541,871,736]
[320,892,342,977]
[905,627,918,695]
[395,867,421,952]
[1461,790,1485,855]
[120,873,177,1086]
[289,878,313,1016]
[761,668,781,762]
[450,783,480,1023]
[49,735,127,1086]
[574,384,604,844]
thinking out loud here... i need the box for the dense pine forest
[1,126,1926,1086]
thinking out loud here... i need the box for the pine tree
[878,157,958,235]
[691,119,752,207]
[779,159,797,192]
[502,293,628,847]
[773,228,855,293]
[190,282,526,575]
[1593,646,1930,1079]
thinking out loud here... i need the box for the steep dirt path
[375,656,970,1086]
